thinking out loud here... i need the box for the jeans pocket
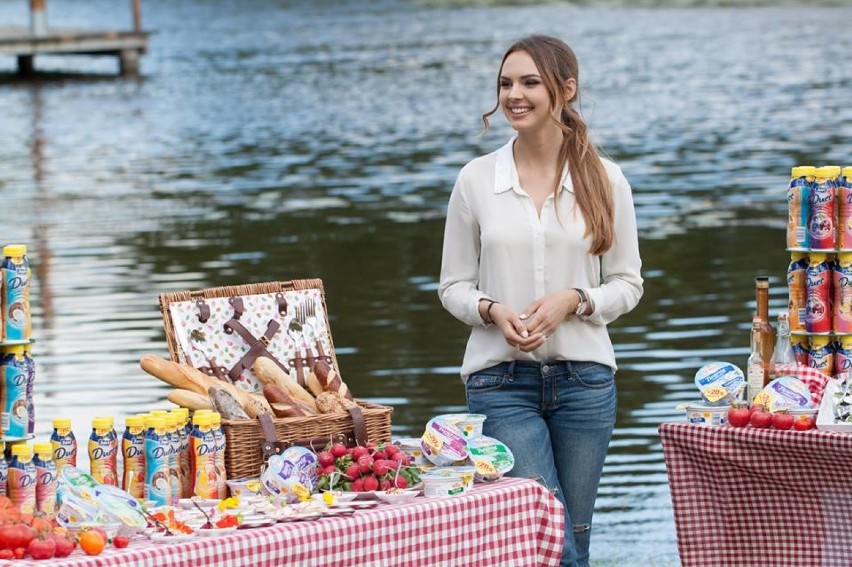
[572,362,614,390]
[465,372,507,393]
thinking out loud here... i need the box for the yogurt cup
[441,414,487,439]
[421,417,469,466]
[394,437,427,466]
[431,466,475,492]
[421,469,468,498]
[466,436,515,481]
[685,403,730,426]
[226,477,266,499]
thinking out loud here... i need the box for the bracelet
[485,300,499,324]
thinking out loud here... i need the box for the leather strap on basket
[258,406,370,461]
[223,317,290,382]
[196,299,210,323]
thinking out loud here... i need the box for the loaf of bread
[304,371,324,397]
[253,358,318,412]
[209,387,251,420]
[315,390,356,414]
[262,384,309,417]
[314,360,353,400]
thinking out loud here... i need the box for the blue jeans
[465,360,617,567]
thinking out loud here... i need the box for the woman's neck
[513,126,564,171]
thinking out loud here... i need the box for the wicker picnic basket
[158,279,393,480]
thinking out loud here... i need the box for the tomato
[27,536,56,560]
[771,412,794,430]
[727,406,751,427]
[794,416,816,431]
[78,530,106,556]
[0,524,36,551]
[750,409,773,429]
[0,549,12,559]
[51,533,76,558]
[13,547,25,559]
[749,404,766,416]
[113,535,129,549]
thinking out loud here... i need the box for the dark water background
[2,1,852,564]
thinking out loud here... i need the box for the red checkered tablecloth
[2,477,564,567]
[660,422,852,567]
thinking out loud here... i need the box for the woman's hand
[488,303,541,352]
[519,289,578,342]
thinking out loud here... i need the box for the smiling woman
[438,34,643,567]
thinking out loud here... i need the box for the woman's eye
[524,80,540,86]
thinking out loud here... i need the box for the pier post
[132,0,142,32]
[29,0,47,37]
[17,55,35,75]
[119,49,140,76]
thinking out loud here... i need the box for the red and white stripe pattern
[660,422,852,567]
[9,477,564,567]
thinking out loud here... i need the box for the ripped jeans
[465,360,616,567]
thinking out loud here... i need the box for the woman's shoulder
[599,156,630,190]
[455,151,499,188]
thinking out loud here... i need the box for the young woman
[438,35,643,567]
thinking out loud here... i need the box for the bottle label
[807,262,832,333]
[2,259,31,341]
[1,354,28,438]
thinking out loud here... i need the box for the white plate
[178,498,220,509]
[374,490,420,504]
[149,533,195,544]
[195,526,238,537]
[238,518,276,529]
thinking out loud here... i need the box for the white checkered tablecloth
[660,422,852,567]
[3,477,564,567]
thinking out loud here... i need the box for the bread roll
[209,387,251,420]
[305,371,324,397]
[314,360,353,400]
[253,358,318,412]
[315,391,356,414]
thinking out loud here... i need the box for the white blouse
[439,138,644,381]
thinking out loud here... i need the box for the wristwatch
[573,288,589,316]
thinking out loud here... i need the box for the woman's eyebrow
[500,74,541,80]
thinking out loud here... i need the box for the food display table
[659,422,852,567]
[8,477,564,567]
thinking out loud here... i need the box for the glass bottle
[755,277,775,385]
[770,312,797,378]
[747,316,765,405]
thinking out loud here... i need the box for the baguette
[253,358,318,412]
[314,360,353,400]
[140,355,212,395]
[304,371,324,397]
[167,389,214,412]
[262,384,306,417]
[270,402,305,419]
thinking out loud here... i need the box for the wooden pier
[0,0,149,76]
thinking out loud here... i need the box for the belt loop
[505,360,516,379]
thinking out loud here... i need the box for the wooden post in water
[29,0,47,37]
[132,0,142,33]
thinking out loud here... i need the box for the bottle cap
[210,412,221,426]
[125,415,145,429]
[192,412,212,427]
[838,252,852,264]
[164,413,178,430]
[92,417,112,430]
[791,251,806,261]
[2,245,26,257]
[53,418,71,429]
[809,253,828,263]
[33,443,53,457]
[1,345,25,355]
[791,166,816,178]
[11,444,32,459]
[811,335,830,347]
[843,166,852,179]
[147,416,166,430]
[816,166,841,179]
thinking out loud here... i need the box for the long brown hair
[482,35,614,255]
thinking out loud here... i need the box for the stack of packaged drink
[786,165,852,377]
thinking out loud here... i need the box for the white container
[441,414,487,439]
[394,437,427,466]
[421,469,468,498]
[685,403,730,426]
[226,477,265,499]
[421,417,468,466]
[467,436,514,481]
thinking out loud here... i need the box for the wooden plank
[0,27,149,56]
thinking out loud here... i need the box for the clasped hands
[485,289,579,353]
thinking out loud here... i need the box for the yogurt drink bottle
[8,444,36,515]
[809,335,834,377]
[834,336,852,378]
[809,166,840,250]
[210,412,227,499]
[840,167,852,249]
[190,412,218,499]
[165,413,183,505]
[144,415,171,506]
[1,245,32,343]
[806,253,832,334]
[22,344,35,436]
[787,252,808,333]
[834,252,852,334]
[0,442,7,496]
[787,166,814,249]
[121,415,146,499]
[88,417,118,486]
[33,443,57,516]
[50,418,77,472]
[791,335,809,368]
[1,345,28,439]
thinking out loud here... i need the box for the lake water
[2,1,852,564]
